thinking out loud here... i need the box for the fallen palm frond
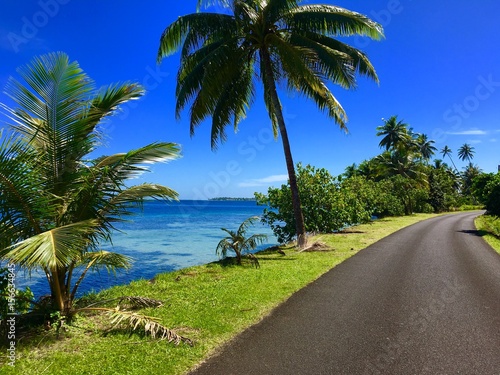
[106,308,193,346]
[117,296,164,309]
[298,241,334,253]
[74,296,192,345]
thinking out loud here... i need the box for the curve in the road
[189,211,500,375]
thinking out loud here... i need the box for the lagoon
[16,200,277,298]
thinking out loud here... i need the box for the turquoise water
[16,200,277,298]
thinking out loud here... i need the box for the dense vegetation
[256,116,487,243]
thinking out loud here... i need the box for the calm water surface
[15,200,276,298]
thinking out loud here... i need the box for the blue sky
[1,0,499,199]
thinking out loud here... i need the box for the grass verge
[2,213,439,375]
[475,214,500,254]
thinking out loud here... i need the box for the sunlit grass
[475,214,500,254]
[2,213,440,375]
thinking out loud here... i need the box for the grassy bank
[475,214,500,254]
[3,213,439,375]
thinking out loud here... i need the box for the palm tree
[376,116,412,152]
[157,0,383,248]
[216,216,268,265]
[458,143,475,162]
[440,145,458,171]
[461,162,481,198]
[0,53,180,315]
[415,133,437,161]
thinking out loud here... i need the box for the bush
[256,164,375,243]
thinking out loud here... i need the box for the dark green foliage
[472,173,495,204]
[482,174,500,216]
[256,164,376,243]
[428,165,459,213]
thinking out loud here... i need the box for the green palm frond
[290,4,384,39]
[0,135,46,240]
[158,13,236,61]
[293,31,379,83]
[97,142,180,169]
[1,220,101,270]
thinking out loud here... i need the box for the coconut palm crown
[0,52,180,314]
[157,0,383,247]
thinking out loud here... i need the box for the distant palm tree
[415,133,437,161]
[343,163,359,178]
[458,143,475,162]
[0,53,180,315]
[158,0,383,247]
[216,216,268,266]
[461,162,481,198]
[440,145,458,171]
[376,116,411,151]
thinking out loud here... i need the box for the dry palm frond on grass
[298,241,334,253]
[106,309,193,346]
[77,296,193,345]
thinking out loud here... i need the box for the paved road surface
[189,211,500,375]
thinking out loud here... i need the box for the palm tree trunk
[447,155,458,172]
[260,49,307,248]
[50,268,66,313]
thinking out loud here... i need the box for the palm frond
[106,184,179,208]
[1,219,101,270]
[290,5,384,40]
[106,309,193,345]
[0,135,46,240]
[157,13,236,61]
[117,296,164,309]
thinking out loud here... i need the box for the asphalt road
[189,211,500,375]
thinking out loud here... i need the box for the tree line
[256,116,491,243]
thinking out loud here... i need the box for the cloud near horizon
[445,129,488,136]
[238,174,288,188]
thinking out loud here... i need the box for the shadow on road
[457,229,487,237]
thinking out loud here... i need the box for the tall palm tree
[440,145,458,171]
[0,53,180,314]
[376,116,412,152]
[216,216,268,265]
[458,143,475,162]
[157,0,383,248]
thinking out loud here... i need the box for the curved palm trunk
[260,49,307,248]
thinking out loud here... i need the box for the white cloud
[238,174,288,187]
[445,129,488,135]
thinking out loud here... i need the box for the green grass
[475,214,500,254]
[2,213,439,375]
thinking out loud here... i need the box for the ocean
[14,200,277,298]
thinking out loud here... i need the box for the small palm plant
[216,216,268,266]
[0,53,192,344]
